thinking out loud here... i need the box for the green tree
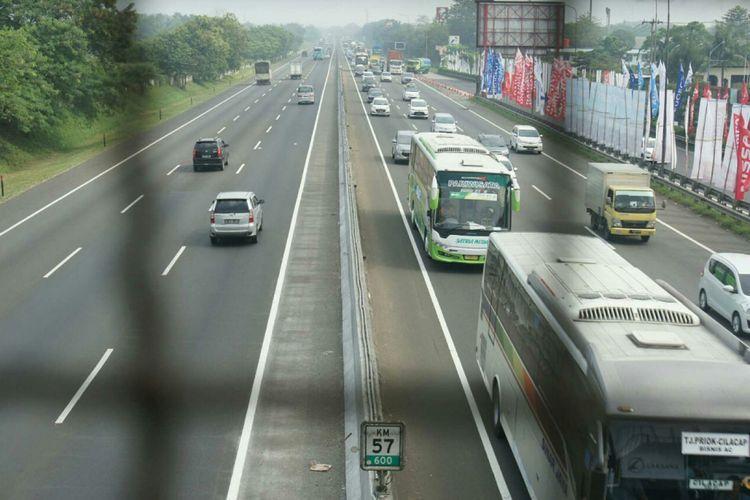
[715,5,750,68]
[641,22,712,80]
[573,34,629,70]
[0,28,55,133]
[565,17,605,49]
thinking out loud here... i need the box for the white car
[370,97,391,116]
[209,191,264,245]
[431,112,457,133]
[642,136,656,162]
[401,72,415,84]
[380,71,392,82]
[699,253,750,335]
[402,84,420,101]
[408,98,429,119]
[510,125,543,153]
[362,71,374,79]
[354,65,365,77]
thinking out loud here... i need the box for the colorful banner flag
[740,83,750,105]
[688,82,699,135]
[702,83,712,99]
[637,62,644,90]
[621,59,630,88]
[512,48,524,103]
[650,63,659,118]
[674,63,685,112]
[733,113,750,200]
[495,52,505,96]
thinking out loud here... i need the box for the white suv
[510,125,543,154]
[698,253,750,335]
[209,191,264,245]
[408,99,429,119]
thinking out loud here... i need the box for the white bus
[477,232,750,499]
[407,133,520,264]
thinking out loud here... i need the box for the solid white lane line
[265,125,272,133]
[345,59,512,500]
[233,115,240,122]
[543,153,588,179]
[282,105,287,111]
[0,63,282,238]
[657,219,715,253]
[54,348,113,424]
[166,164,181,176]
[244,106,250,112]
[531,185,552,201]
[584,226,616,250]
[43,247,82,279]
[161,246,186,276]
[217,126,226,134]
[275,114,281,121]
[236,163,245,174]
[226,51,334,500]
[253,140,262,150]
[120,194,144,214]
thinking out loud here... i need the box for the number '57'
[372,438,395,454]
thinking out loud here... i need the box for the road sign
[449,35,460,46]
[394,42,406,50]
[360,421,405,471]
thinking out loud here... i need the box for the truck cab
[585,163,656,242]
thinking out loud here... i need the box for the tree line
[0,1,302,138]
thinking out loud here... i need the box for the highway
[1,43,748,500]
[0,54,344,498]
[341,62,749,498]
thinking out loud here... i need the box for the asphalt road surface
[0,54,344,499]
[342,63,749,499]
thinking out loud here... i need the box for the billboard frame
[475,1,565,56]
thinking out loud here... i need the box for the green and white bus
[407,133,520,264]
[477,232,750,499]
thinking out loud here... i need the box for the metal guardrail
[337,52,383,500]
[474,95,750,224]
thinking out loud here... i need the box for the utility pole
[589,0,593,20]
[641,17,663,65]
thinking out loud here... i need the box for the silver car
[296,84,315,104]
[402,83,420,101]
[391,130,415,163]
[209,191,264,244]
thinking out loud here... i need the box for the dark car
[301,50,308,57]
[367,87,384,102]
[193,138,229,171]
[477,133,510,156]
[361,76,377,92]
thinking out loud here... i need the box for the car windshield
[614,190,656,213]
[518,129,539,137]
[369,88,382,95]
[436,115,454,124]
[382,72,390,76]
[411,100,426,107]
[372,98,388,105]
[481,135,506,147]
[405,84,417,90]
[740,274,750,295]
[298,86,313,93]
[214,199,249,213]
[435,172,510,231]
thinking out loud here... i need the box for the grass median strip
[0,66,258,203]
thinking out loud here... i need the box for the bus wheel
[492,383,506,439]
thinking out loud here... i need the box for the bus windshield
[435,172,510,232]
[607,420,750,499]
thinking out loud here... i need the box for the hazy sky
[130,0,445,26]
[129,0,741,27]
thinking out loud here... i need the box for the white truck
[585,163,656,242]
[290,62,302,80]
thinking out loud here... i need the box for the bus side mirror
[587,469,607,500]
[426,209,432,219]
[512,189,521,213]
